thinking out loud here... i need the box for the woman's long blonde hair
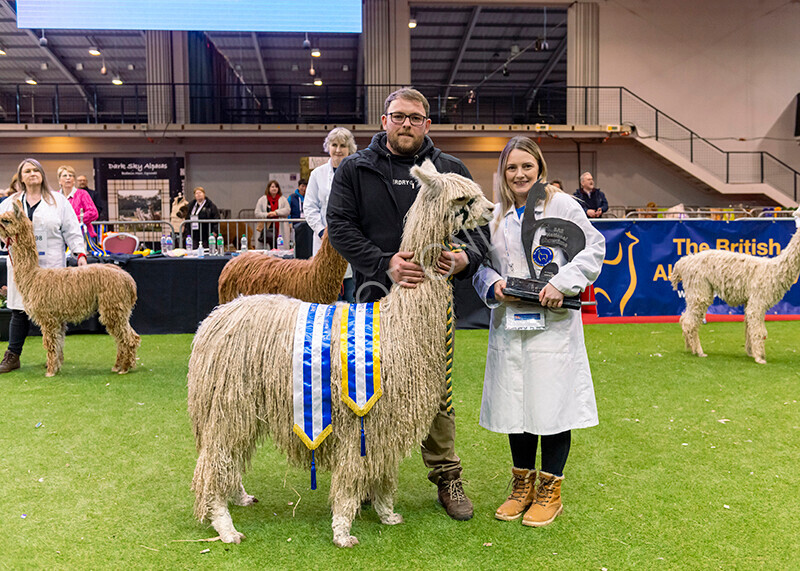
[15,158,56,205]
[495,136,562,229]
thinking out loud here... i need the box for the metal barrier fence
[89,220,177,250]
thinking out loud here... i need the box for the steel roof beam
[251,32,273,110]
[442,6,481,104]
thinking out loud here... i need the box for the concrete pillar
[363,0,411,124]
[145,31,190,124]
[567,1,599,124]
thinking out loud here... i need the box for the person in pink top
[58,165,99,237]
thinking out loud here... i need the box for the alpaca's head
[401,160,493,263]
[0,200,33,242]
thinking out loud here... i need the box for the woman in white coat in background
[473,136,605,528]
[0,159,87,373]
[304,127,357,302]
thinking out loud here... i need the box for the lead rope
[444,243,467,415]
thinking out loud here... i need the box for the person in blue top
[288,178,312,258]
[288,178,307,223]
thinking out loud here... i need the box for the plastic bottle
[186,234,193,256]
[217,234,224,255]
[198,240,204,258]
[240,234,248,252]
[160,233,167,253]
[276,233,284,249]
[165,234,173,253]
[209,233,216,256]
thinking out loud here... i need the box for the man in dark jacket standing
[573,171,608,218]
[327,88,488,521]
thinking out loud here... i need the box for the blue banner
[592,220,800,317]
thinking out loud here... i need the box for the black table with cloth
[0,255,488,335]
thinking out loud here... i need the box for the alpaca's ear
[410,159,439,188]
[12,199,23,217]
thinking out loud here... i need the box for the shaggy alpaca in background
[671,209,800,364]
[217,230,347,304]
[0,201,140,376]
[188,160,493,547]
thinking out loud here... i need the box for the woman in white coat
[473,136,605,527]
[304,127,357,301]
[0,159,87,373]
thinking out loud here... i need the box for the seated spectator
[255,180,290,248]
[58,165,99,237]
[573,172,608,218]
[76,174,107,221]
[184,186,220,247]
[550,179,563,190]
[288,178,313,259]
[1,173,21,201]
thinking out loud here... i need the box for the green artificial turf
[1,322,798,569]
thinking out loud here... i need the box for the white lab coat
[304,159,352,278]
[472,192,605,435]
[1,193,86,311]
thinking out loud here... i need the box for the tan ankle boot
[522,470,563,527]
[0,350,20,374]
[495,468,536,521]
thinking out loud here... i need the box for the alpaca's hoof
[219,530,245,544]
[45,371,56,378]
[381,513,404,525]
[755,357,766,364]
[234,494,258,507]
[111,366,119,372]
[117,369,129,375]
[696,352,707,358]
[333,535,359,548]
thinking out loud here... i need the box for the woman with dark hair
[473,136,605,528]
[0,159,87,373]
[184,186,220,248]
[254,180,289,248]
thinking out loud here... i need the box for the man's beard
[387,130,423,156]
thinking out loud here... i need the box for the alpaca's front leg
[745,308,768,364]
[209,498,246,543]
[330,470,360,547]
[680,307,706,357]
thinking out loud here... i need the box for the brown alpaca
[0,200,140,376]
[217,230,348,304]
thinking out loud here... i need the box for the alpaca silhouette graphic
[594,231,640,316]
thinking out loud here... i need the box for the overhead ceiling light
[313,77,323,86]
[38,30,47,47]
[40,62,48,71]
[25,76,37,85]
[111,75,123,85]
[0,45,7,56]
[309,62,315,76]
[510,44,520,56]
[88,46,101,56]
[75,62,84,71]
[311,47,321,58]
[100,58,107,75]
[302,33,311,50]
[408,18,417,29]
[342,64,349,72]
[127,64,135,71]
[291,63,299,72]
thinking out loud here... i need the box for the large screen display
[16,1,362,33]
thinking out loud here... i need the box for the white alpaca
[671,210,800,364]
[187,160,493,547]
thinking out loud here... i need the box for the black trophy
[501,181,585,310]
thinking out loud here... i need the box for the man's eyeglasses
[386,112,428,126]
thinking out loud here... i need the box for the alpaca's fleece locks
[671,210,800,364]
[188,160,493,547]
[0,200,140,376]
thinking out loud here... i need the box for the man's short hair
[580,172,592,184]
[298,178,308,186]
[383,87,430,117]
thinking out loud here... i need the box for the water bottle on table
[198,240,204,258]
[186,235,193,256]
[160,233,167,253]
[209,233,217,256]
[165,234,173,252]
[240,234,248,252]
[217,234,224,255]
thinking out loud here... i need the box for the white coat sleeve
[548,196,605,296]
[304,167,326,236]
[254,196,269,219]
[472,263,503,308]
